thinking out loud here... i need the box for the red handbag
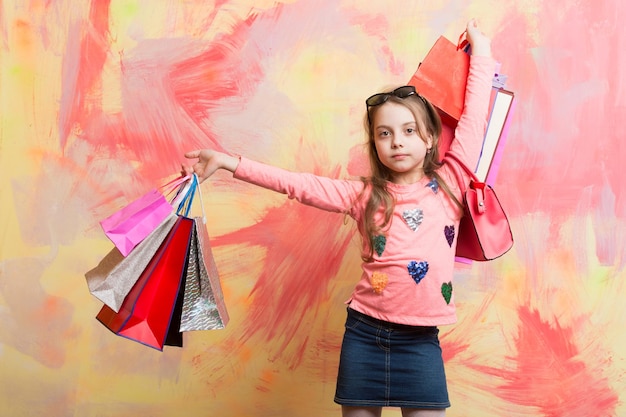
[445,152,513,261]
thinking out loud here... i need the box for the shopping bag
[86,212,178,312]
[408,33,516,184]
[445,152,513,261]
[409,33,470,127]
[100,176,189,256]
[473,88,515,185]
[408,33,470,156]
[179,217,229,331]
[95,175,200,350]
[96,215,194,350]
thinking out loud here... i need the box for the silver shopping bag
[86,213,178,312]
[180,217,229,331]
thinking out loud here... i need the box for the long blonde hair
[359,91,462,262]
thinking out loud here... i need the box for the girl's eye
[406,128,415,134]
[378,130,390,137]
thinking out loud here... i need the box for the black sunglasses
[366,85,422,108]
[366,86,432,124]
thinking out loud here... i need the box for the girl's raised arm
[465,19,492,58]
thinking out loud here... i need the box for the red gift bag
[409,33,470,156]
[409,33,470,127]
[96,215,194,350]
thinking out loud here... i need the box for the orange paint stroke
[0,256,76,368]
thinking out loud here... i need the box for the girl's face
[371,101,432,185]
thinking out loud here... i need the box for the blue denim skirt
[334,308,450,409]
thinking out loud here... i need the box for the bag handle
[457,31,470,53]
[196,174,206,224]
[171,174,207,223]
[170,176,192,207]
[160,174,191,195]
[445,152,487,214]
[175,175,196,217]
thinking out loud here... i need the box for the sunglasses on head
[366,85,430,108]
[366,86,431,123]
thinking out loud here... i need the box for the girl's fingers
[184,150,200,159]
[181,164,193,175]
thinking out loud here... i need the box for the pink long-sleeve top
[234,55,495,326]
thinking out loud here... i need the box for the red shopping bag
[408,34,470,156]
[96,216,194,350]
[409,34,470,126]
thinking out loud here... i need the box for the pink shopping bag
[100,176,189,256]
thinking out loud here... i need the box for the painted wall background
[1,0,624,416]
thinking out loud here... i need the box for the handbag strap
[444,152,487,214]
[445,151,480,183]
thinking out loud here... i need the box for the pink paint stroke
[471,306,618,416]
[494,3,626,219]
[58,0,111,151]
[213,193,355,368]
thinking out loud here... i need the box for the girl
[184,19,494,417]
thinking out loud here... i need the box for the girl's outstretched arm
[182,149,239,182]
[182,151,363,215]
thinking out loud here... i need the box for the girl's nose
[391,133,403,148]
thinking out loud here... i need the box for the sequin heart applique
[441,282,453,304]
[370,272,388,294]
[373,235,387,257]
[402,208,424,232]
[426,178,439,193]
[407,260,429,284]
[444,225,455,247]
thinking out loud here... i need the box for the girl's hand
[466,18,491,57]
[182,149,240,183]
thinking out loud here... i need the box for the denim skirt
[334,308,450,409]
